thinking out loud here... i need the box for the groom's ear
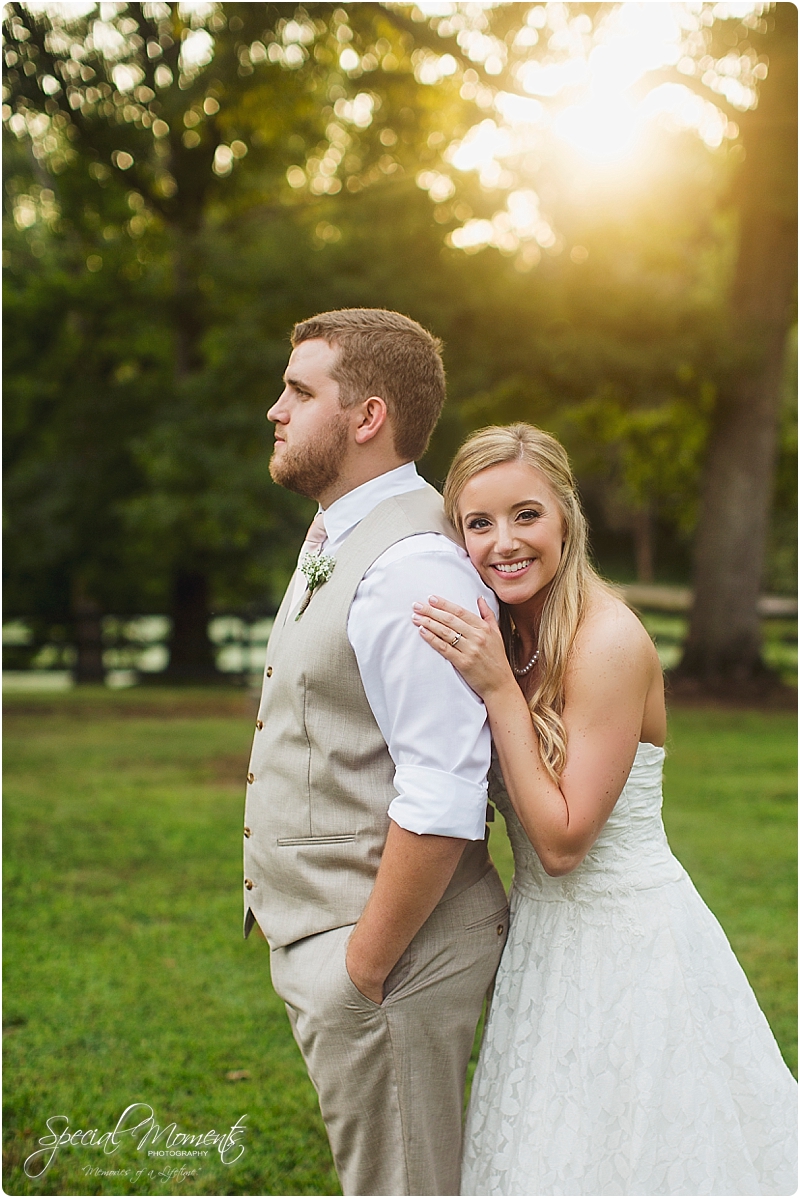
[353,396,389,445]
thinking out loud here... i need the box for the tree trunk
[680,327,792,677]
[71,578,105,684]
[678,4,797,682]
[162,228,218,682]
[632,508,654,584]
[164,569,219,682]
[172,227,204,378]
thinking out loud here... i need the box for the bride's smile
[491,558,533,574]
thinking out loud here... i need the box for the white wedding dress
[462,742,797,1196]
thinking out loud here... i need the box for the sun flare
[446,2,760,183]
[432,2,766,255]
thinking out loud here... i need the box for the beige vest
[243,484,492,949]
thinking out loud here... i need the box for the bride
[413,423,797,1196]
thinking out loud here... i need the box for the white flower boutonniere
[295,552,335,620]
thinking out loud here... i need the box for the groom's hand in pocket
[344,955,386,1004]
[346,820,466,1005]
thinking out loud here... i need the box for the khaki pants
[269,867,508,1196]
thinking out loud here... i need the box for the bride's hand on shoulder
[412,595,514,700]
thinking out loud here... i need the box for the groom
[243,308,507,1196]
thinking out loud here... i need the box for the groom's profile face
[268,338,351,500]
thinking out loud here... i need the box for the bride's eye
[517,509,541,522]
[466,517,491,531]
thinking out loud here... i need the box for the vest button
[244,879,254,890]
[243,826,251,838]
[496,924,505,936]
[266,666,273,678]
[255,719,264,731]
[247,772,255,784]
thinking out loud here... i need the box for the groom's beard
[269,414,349,499]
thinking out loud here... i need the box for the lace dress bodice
[490,741,685,904]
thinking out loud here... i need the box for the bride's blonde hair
[444,423,604,780]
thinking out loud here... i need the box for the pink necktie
[301,511,327,558]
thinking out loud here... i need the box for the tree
[3,133,172,680]
[672,4,797,682]
[2,0,479,678]
[433,1,798,678]
[4,0,336,677]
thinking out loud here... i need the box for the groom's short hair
[291,308,446,461]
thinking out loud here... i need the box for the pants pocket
[341,937,416,1010]
[342,963,383,1010]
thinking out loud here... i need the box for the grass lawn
[3,689,796,1196]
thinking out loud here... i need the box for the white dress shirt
[290,463,497,840]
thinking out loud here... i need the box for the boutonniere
[295,552,335,619]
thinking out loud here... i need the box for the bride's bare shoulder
[571,584,659,673]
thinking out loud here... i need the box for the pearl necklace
[511,635,540,677]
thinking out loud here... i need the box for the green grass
[3,689,338,1197]
[4,690,797,1195]
[662,708,797,1070]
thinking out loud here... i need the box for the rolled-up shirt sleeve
[347,535,498,840]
